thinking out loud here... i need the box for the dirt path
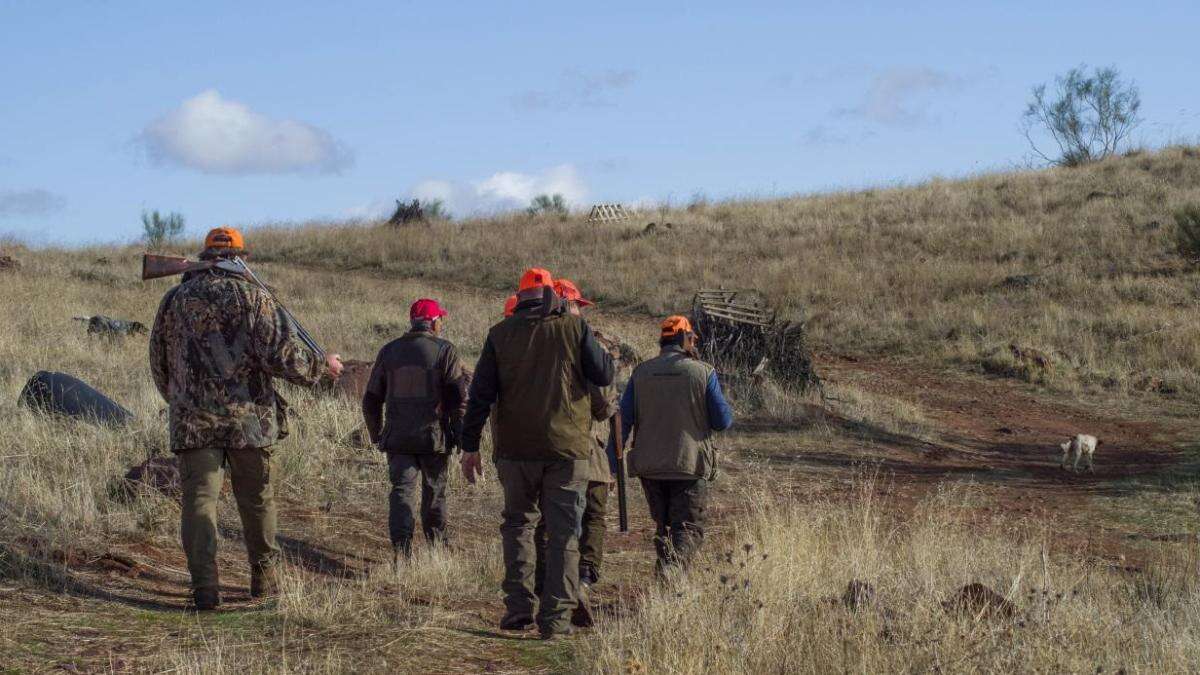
[818,354,1191,485]
[5,354,1196,672]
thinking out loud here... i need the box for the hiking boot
[571,579,595,627]
[192,587,221,611]
[250,567,278,599]
[571,602,595,628]
[499,613,535,631]
[538,625,575,641]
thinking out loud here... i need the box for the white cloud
[406,164,588,217]
[838,68,966,127]
[0,188,66,218]
[139,90,353,175]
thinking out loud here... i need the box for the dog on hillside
[1059,434,1099,473]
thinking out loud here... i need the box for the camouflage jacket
[149,269,324,452]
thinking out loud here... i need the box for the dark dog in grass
[74,315,148,338]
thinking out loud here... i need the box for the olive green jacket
[461,301,614,460]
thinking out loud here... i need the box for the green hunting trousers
[496,458,587,634]
[640,477,708,574]
[536,481,609,590]
[179,447,279,592]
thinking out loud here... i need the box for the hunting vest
[627,346,717,480]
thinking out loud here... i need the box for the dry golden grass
[580,481,1200,673]
[2,147,1199,672]
[247,145,1200,401]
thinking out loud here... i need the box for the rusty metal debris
[690,289,819,393]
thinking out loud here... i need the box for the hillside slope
[250,146,1200,401]
[1,150,1199,672]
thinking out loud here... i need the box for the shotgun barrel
[612,409,629,533]
[140,253,325,359]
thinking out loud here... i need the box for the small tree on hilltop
[422,199,450,221]
[1174,205,1200,266]
[527,193,569,218]
[1021,65,1142,167]
[142,210,185,249]
[388,198,449,226]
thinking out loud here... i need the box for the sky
[1,0,1198,245]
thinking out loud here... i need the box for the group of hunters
[149,227,734,639]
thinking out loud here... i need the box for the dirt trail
[818,354,1190,486]
[5,354,1196,671]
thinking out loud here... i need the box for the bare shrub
[527,193,568,218]
[1022,65,1142,167]
[1173,204,1200,265]
[141,209,185,249]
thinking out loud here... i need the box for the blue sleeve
[606,380,636,472]
[705,371,734,431]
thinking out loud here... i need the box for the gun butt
[142,254,199,280]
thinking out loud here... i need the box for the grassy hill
[1,147,1199,672]
[249,145,1200,402]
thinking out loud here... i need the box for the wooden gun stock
[142,254,216,280]
[140,253,326,359]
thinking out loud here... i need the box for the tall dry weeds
[579,482,1200,673]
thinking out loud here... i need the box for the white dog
[1059,434,1099,473]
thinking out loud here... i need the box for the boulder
[942,583,1017,619]
[18,371,135,426]
[123,455,181,497]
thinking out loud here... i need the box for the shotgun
[142,254,325,359]
[611,409,629,533]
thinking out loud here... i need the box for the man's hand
[325,353,344,378]
[460,451,483,484]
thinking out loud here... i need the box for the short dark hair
[660,333,688,348]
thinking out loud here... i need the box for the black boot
[193,587,221,611]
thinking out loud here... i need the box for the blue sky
[1,1,1197,244]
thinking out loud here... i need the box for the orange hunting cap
[518,267,553,291]
[553,278,594,307]
[204,226,245,252]
[660,315,696,338]
[503,294,519,317]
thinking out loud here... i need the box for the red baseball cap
[503,294,519,317]
[553,279,594,307]
[410,298,448,322]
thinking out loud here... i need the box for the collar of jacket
[659,344,689,357]
[405,324,434,337]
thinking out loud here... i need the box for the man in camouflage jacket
[149,227,343,610]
